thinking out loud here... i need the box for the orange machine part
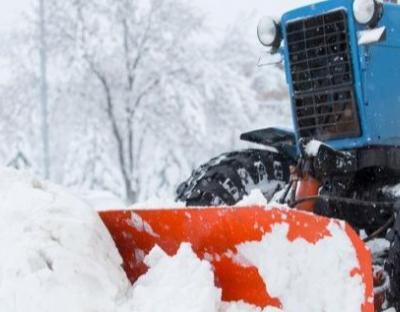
[295,174,321,212]
[99,207,374,312]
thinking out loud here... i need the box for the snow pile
[236,189,268,206]
[124,244,221,312]
[235,223,365,312]
[0,168,130,311]
[305,140,322,156]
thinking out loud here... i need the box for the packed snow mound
[0,168,130,312]
[123,243,222,312]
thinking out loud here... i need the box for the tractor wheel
[386,213,400,311]
[176,149,293,206]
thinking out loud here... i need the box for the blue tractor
[177,0,400,309]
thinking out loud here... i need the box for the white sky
[0,0,30,31]
[0,0,318,33]
[193,0,318,26]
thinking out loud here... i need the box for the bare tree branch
[85,57,134,198]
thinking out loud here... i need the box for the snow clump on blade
[125,243,222,312]
[235,222,365,312]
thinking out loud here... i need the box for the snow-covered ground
[0,169,378,312]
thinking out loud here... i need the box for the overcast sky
[0,0,29,31]
[193,0,318,27]
[0,0,318,32]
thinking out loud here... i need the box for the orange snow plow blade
[99,206,374,312]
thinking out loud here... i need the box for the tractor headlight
[257,17,281,48]
[353,0,382,26]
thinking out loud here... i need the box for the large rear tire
[176,149,293,206]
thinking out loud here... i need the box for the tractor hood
[280,0,400,150]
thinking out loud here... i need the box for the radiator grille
[286,10,361,140]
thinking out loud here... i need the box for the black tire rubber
[176,149,293,206]
[386,213,400,311]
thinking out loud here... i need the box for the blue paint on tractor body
[280,0,400,151]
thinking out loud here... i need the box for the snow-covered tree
[0,0,290,204]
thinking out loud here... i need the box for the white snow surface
[0,168,130,312]
[235,223,365,312]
